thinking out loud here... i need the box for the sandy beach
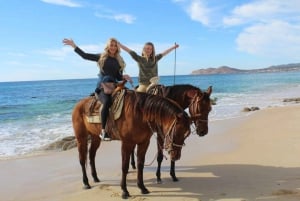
[1,104,300,201]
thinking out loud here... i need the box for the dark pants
[98,89,112,129]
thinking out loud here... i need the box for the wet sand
[1,104,300,201]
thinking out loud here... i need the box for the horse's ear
[207,86,212,96]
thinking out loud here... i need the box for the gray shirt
[129,51,163,85]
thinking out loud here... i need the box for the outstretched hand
[62,38,76,48]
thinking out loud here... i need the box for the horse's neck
[164,86,190,109]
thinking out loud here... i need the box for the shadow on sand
[105,164,300,201]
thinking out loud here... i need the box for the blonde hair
[142,42,156,62]
[98,38,126,71]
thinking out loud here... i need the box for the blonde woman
[119,42,179,92]
[63,38,132,141]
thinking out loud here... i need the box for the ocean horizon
[1,72,300,159]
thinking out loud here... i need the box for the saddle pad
[86,115,101,123]
[85,89,125,124]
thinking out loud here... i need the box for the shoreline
[1,104,300,201]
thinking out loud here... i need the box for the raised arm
[161,43,179,56]
[62,38,100,61]
[118,42,132,53]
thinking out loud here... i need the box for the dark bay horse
[72,89,191,199]
[130,84,212,183]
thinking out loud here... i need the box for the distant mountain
[191,63,300,75]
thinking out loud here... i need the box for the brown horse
[72,89,191,199]
[130,84,212,183]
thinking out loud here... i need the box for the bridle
[188,94,209,123]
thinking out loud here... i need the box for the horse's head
[188,86,212,137]
[165,111,191,161]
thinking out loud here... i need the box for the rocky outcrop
[191,63,300,75]
[43,136,77,151]
[191,66,245,75]
[283,97,300,103]
[242,107,260,112]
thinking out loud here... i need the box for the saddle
[146,84,165,96]
[84,89,126,123]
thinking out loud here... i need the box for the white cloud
[41,0,81,7]
[223,0,278,26]
[236,20,300,58]
[220,0,300,58]
[172,0,210,25]
[186,0,210,26]
[95,12,136,24]
[223,0,300,26]
[113,14,136,24]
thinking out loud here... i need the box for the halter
[188,94,208,123]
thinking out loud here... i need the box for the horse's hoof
[156,179,162,184]
[172,177,179,182]
[131,165,136,169]
[83,184,91,189]
[122,191,130,199]
[94,178,100,183]
[141,188,150,194]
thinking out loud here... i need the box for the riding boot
[100,129,111,141]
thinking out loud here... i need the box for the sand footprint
[99,184,111,191]
[272,189,298,195]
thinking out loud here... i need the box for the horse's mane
[148,84,202,98]
[128,91,184,125]
[165,84,202,95]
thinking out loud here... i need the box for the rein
[147,116,184,152]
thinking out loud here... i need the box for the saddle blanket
[85,89,125,124]
[86,115,101,123]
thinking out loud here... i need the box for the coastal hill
[191,63,300,75]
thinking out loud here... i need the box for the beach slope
[1,105,300,201]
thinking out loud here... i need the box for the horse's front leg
[170,160,178,182]
[156,134,164,184]
[89,135,101,182]
[137,141,150,194]
[130,145,136,169]
[76,136,91,189]
[120,142,135,199]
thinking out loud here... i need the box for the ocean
[0,72,300,159]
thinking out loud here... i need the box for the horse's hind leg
[89,135,101,183]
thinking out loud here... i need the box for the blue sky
[1,0,300,82]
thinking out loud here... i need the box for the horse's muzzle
[196,125,208,137]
